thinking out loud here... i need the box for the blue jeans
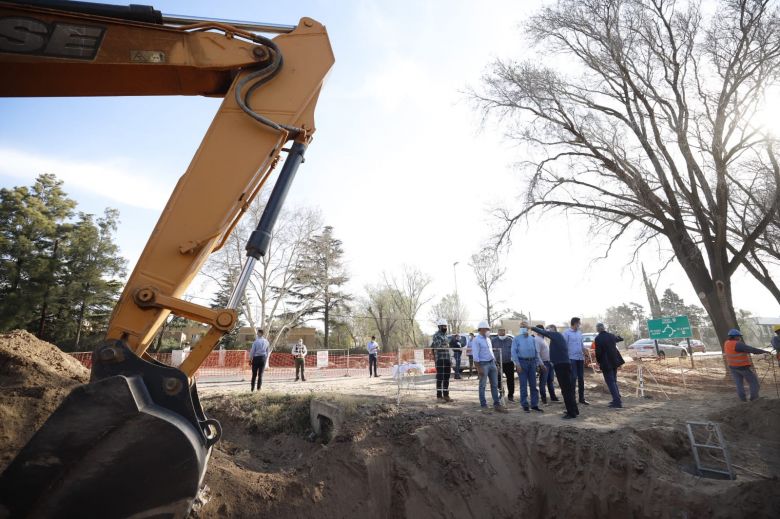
[729,366,759,401]
[477,361,501,407]
[539,360,556,400]
[602,368,622,406]
[518,359,539,408]
[453,351,462,376]
[570,359,585,401]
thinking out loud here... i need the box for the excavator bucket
[0,340,220,518]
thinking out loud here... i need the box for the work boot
[532,406,544,413]
[443,395,453,402]
[494,405,509,413]
[550,396,560,402]
[579,399,590,405]
[507,396,515,402]
[523,407,531,413]
[295,377,299,382]
[541,396,548,404]
[562,413,576,420]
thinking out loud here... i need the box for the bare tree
[473,0,780,346]
[200,197,323,349]
[364,286,402,351]
[384,265,433,348]
[469,249,506,326]
[429,293,468,333]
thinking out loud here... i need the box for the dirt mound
[708,398,780,441]
[0,330,88,471]
[198,393,779,519]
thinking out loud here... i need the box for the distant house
[751,317,780,342]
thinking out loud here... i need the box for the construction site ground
[2,330,778,518]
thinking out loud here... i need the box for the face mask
[519,327,528,335]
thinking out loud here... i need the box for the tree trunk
[323,305,329,349]
[74,300,86,349]
[485,292,492,327]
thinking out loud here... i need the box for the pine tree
[288,226,351,349]
[56,209,126,349]
[0,174,75,332]
[210,271,243,349]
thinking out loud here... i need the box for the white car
[582,332,598,350]
[628,339,688,359]
[677,339,707,353]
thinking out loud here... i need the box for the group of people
[246,321,780,402]
[248,331,308,391]
[432,317,626,419]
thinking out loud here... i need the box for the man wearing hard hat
[431,319,453,402]
[472,321,508,413]
[723,329,770,401]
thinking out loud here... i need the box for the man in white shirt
[248,328,270,391]
[292,338,307,382]
[533,324,558,404]
[367,335,379,377]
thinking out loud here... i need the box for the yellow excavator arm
[0,1,334,517]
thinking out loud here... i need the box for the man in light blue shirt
[367,336,379,377]
[472,321,507,413]
[511,324,543,412]
[248,329,270,391]
[563,317,589,405]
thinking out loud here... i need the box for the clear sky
[1,0,778,333]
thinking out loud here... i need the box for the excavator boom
[0,1,334,517]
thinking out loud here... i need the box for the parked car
[627,339,688,359]
[583,332,598,350]
[677,339,707,353]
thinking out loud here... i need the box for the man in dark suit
[593,323,625,408]
[533,324,579,419]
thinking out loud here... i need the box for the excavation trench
[199,393,779,519]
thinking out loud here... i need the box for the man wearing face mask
[511,323,543,413]
[492,327,515,402]
[431,319,452,402]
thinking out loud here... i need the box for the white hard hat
[477,321,490,330]
[436,318,448,327]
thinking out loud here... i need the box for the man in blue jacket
[511,324,543,413]
[533,324,579,419]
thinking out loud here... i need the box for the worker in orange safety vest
[724,329,770,402]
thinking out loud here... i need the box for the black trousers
[368,354,378,376]
[435,357,451,397]
[251,355,266,391]
[554,363,579,417]
[295,357,305,380]
[502,361,516,398]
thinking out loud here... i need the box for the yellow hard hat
[774,324,780,333]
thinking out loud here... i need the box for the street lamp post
[453,261,459,297]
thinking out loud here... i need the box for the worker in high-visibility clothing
[724,329,770,401]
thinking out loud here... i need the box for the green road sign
[647,315,692,340]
